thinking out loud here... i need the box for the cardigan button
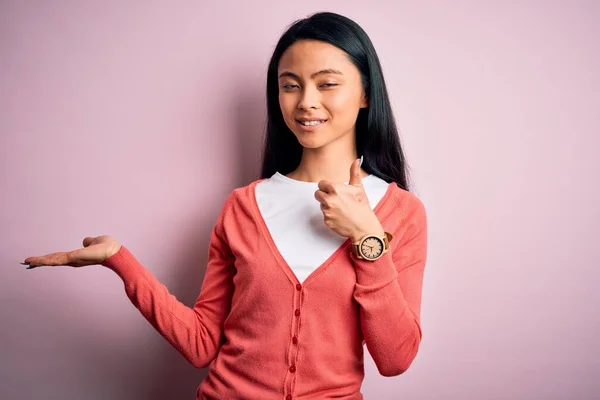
[286,395,292,400]
[289,365,296,373]
[294,309,300,316]
[292,336,298,344]
[296,283,302,291]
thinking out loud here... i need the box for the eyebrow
[278,69,344,79]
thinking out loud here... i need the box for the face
[361,237,383,259]
[277,40,368,150]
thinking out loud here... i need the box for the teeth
[300,120,325,126]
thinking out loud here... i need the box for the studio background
[1,1,598,399]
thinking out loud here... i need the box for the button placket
[285,282,303,399]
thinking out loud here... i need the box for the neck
[286,141,367,183]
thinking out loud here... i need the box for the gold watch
[351,232,393,261]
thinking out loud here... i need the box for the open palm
[22,235,121,269]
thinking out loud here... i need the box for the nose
[297,85,320,110]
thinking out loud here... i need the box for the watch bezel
[358,235,385,260]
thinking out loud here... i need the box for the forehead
[278,40,354,73]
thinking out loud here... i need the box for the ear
[360,91,369,108]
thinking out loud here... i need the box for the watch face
[360,236,384,260]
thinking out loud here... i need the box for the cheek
[279,93,296,116]
[279,94,299,132]
[325,91,361,123]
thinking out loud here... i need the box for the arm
[101,197,236,369]
[352,194,427,376]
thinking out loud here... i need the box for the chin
[295,135,330,149]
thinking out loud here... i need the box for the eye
[282,83,299,90]
[320,83,338,89]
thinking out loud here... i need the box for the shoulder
[212,178,265,235]
[388,183,427,228]
[219,178,267,212]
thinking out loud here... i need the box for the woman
[22,11,427,400]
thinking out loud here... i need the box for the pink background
[1,1,599,399]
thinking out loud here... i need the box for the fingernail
[26,265,43,270]
[359,156,364,167]
[20,262,30,265]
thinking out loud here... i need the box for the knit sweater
[102,177,428,399]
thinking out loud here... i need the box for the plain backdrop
[1,1,599,399]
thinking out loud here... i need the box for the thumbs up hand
[315,158,385,242]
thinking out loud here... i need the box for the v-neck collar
[248,178,396,287]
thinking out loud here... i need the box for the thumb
[348,158,363,186]
[82,237,95,247]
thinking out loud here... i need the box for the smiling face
[277,40,368,150]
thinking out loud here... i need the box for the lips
[297,119,327,126]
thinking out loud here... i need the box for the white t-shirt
[254,172,391,283]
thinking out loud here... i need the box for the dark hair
[260,11,411,191]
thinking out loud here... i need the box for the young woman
[23,11,427,400]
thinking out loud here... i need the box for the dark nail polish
[26,265,42,269]
[20,262,30,265]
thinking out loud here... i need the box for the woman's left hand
[315,159,385,242]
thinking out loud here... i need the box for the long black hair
[260,11,411,191]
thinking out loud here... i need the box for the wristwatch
[351,232,393,261]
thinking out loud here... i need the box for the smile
[297,119,327,126]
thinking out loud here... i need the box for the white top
[254,172,391,283]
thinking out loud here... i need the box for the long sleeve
[101,197,236,369]
[352,193,427,376]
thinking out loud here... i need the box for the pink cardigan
[102,178,428,399]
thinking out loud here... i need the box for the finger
[319,202,336,212]
[348,158,363,186]
[317,179,335,194]
[314,189,331,207]
[82,237,95,247]
[23,251,71,267]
